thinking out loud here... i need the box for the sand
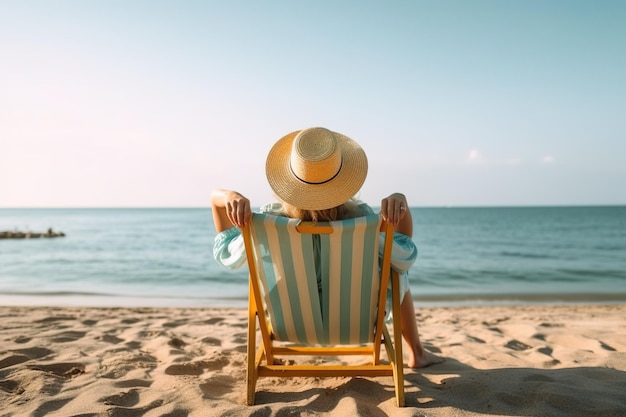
[1,304,625,417]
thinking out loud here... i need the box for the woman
[211,127,443,368]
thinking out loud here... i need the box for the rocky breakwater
[0,228,65,239]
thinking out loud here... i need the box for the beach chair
[241,213,405,406]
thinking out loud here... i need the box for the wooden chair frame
[241,216,405,406]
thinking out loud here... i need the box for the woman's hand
[224,191,251,228]
[211,189,252,231]
[380,193,411,235]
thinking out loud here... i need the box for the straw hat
[265,127,368,210]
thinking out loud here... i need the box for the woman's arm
[380,193,417,273]
[380,193,413,237]
[210,189,252,232]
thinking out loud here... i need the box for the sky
[1,0,625,208]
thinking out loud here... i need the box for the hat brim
[266,130,368,211]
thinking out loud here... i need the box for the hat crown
[266,126,367,210]
[290,128,342,184]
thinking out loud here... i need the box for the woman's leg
[401,290,444,368]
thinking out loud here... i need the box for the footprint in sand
[164,354,230,376]
[232,345,248,353]
[201,336,221,346]
[0,355,30,370]
[98,351,158,379]
[537,346,553,356]
[544,359,561,367]
[482,317,510,326]
[137,330,165,339]
[599,341,617,351]
[535,346,561,366]
[0,347,54,369]
[533,333,547,341]
[125,341,142,350]
[101,334,125,344]
[163,320,188,328]
[160,410,190,417]
[168,337,187,350]
[14,336,31,344]
[114,379,153,388]
[164,362,206,376]
[0,379,22,394]
[32,397,73,417]
[34,316,76,324]
[487,326,503,334]
[51,331,86,343]
[539,322,564,328]
[199,375,237,399]
[505,339,532,351]
[28,362,85,379]
[15,347,54,358]
[101,389,140,407]
[106,399,164,417]
[467,335,486,344]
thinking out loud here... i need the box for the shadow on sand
[253,358,626,417]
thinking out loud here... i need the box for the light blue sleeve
[212,203,284,270]
[213,227,247,270]
[358,201,418,272]
[380,231,418,315]
[380,232,418,273]
[361,201,417,302]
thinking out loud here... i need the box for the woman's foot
[408,349,444,368]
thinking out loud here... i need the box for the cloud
[542,155,556,163]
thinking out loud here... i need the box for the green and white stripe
[250,213,382,345]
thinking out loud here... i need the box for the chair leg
[391,273,405,407]
[246,372,256,406]
[246,305,258,405]
[393,335,405,406]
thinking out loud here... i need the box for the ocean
[1,207,625,308]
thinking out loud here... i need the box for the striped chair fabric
[249,213,383,345]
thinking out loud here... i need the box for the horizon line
[2,204,625,210]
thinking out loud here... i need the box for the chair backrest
[247,213,385,345]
